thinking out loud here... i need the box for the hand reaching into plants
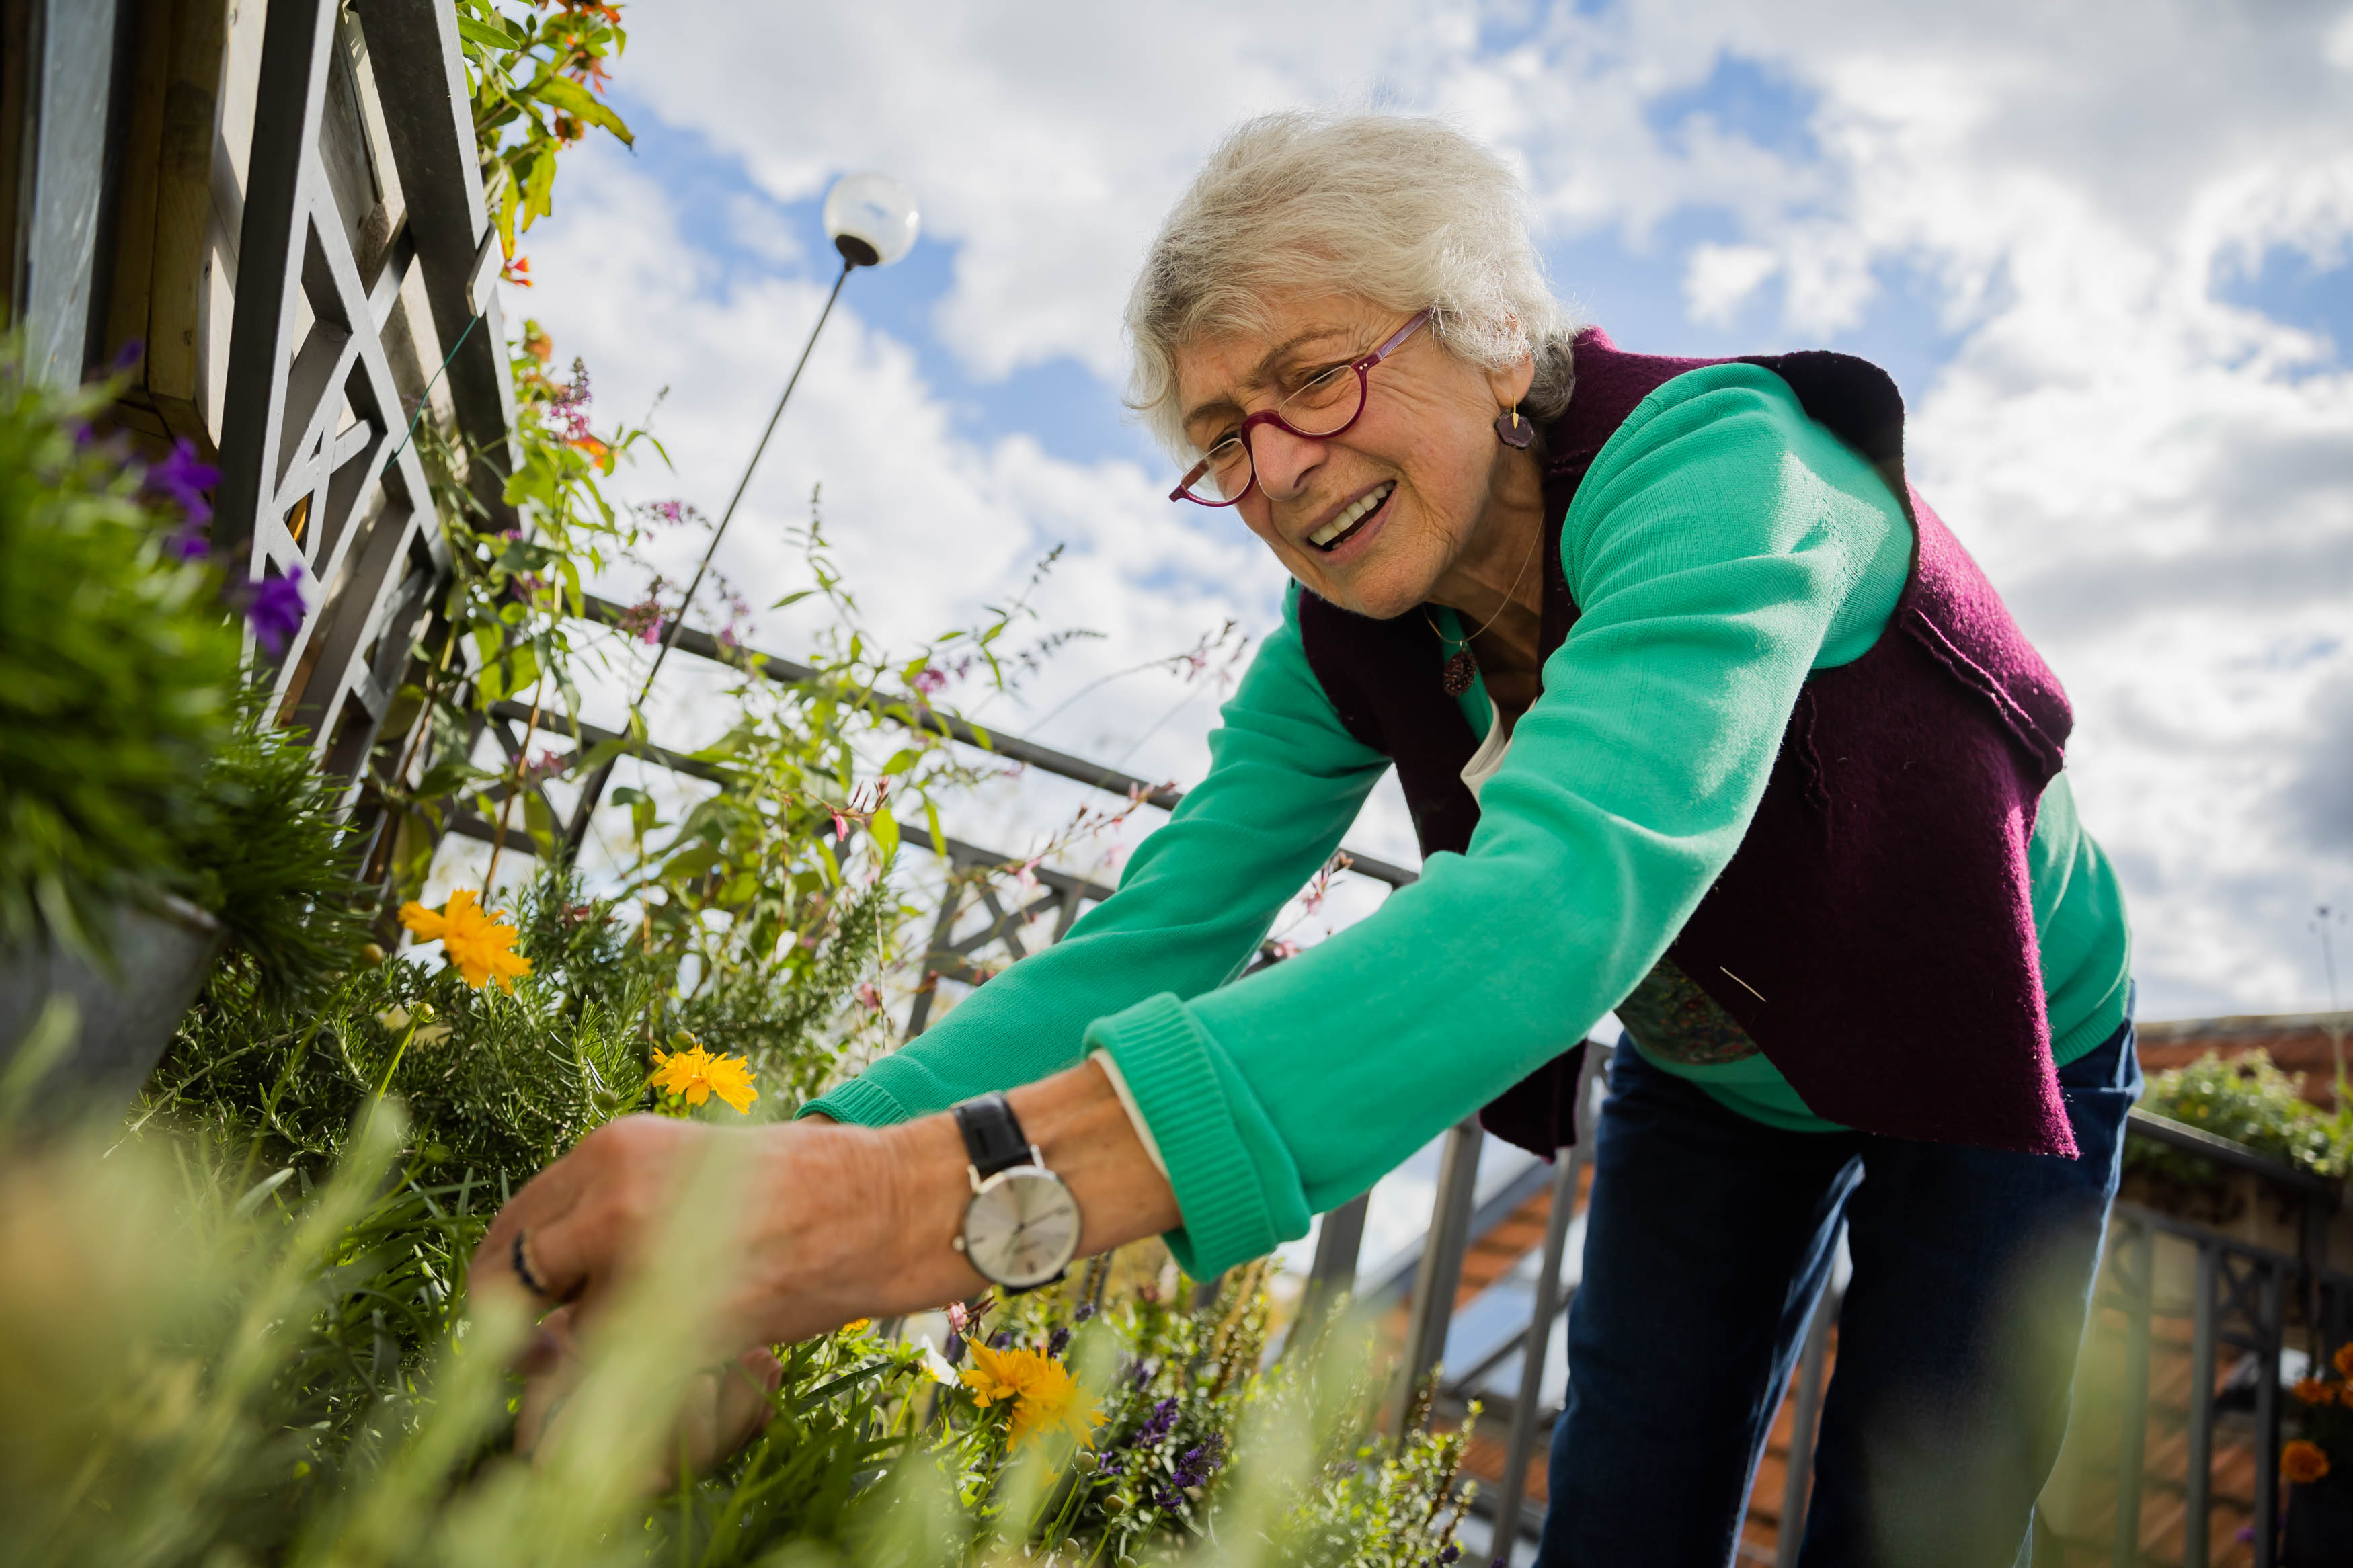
[471,1061,1181,1458]
[516,1303,783,1484]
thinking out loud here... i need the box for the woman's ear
[1488,345,1536,411]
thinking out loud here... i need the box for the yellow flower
[959,1343,1105,1449]
[648,1045,758,1114]
[2293,1376,2336,1407]
[2336,1342,2353,1380]
[398,891,532,992]
[2284,1438,2332,1485]
[840,1319,871,1334]
[960,1341,1032,1407]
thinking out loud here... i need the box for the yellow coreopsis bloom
[960,1342,1105,1449]
[648,1045,759,1114]
[398,891,532,991]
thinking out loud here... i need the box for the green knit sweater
[803,364,2132,1277]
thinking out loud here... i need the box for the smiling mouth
[1308,481,1395,552]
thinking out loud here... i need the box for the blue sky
[504,0,2353,1020]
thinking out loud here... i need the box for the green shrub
[0,347,242,964]
[2130,1048,2353,1184]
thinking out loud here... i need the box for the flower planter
[0,894,224,1127]
[2284,1473,2353,1565]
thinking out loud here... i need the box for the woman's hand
[469,1112,913,1351]
[516,1303,784,1483]
[468,1061,1183,1470]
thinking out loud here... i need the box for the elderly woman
[478,112,2134,1567]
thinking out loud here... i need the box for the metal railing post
[1293,1191,1370,1352]
[2254,1262,2283,1568]
[1490,1044,1605,1553]
[2184,1239,2217,1568]
[2112,1218,2153,1568]
[1776,1278,1840,1566]
[1397,1118,1484,1428]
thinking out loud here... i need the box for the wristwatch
[950,1093,1081,1292]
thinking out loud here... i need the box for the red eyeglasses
[1168,308,1434,506]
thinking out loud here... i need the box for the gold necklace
[1424,527,1542,696]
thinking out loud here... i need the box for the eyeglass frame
[1167,307,1435,507]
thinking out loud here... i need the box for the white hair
[1124,110,1582,456]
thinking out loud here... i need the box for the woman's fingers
[470,1115,696,1315]
[514,1306,584,1456]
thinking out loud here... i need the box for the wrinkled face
[1173,296,1529,620]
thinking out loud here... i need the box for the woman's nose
[1250,423,1324,501]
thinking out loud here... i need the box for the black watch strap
[951,1093,1035,1178]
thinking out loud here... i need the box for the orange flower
[2292,1376,2336,1407]
[2284,1439,2331,1485]
[2335,1342,2353,1380]
[648,1045,758,1114]
[398,890,532,991]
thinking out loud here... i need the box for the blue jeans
[1536,1012,2140,1568]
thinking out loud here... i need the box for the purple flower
[1126,1397,1178,1448]
[1074,1301,1096,1323]
[245,565,308,657]
[943,1330,965,1366]
[912,667,947,696]
[1172,1435,1222,1489]
[169,522,212,561]
[1047,1326,1070,1357]
[145,436,220,526]
[989,1329,1012,1350]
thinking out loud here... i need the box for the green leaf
[768,589,815,610]
[661,845,723,882]
[522,791,557,856]
[530,75,635,147]
[924,800,947,859]
[454,16,525,52]
[880,749,918,777]
[869,807,899,865]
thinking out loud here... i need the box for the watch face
[963,1168,1080,1288]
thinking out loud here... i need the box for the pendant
[1441,647,1477,696]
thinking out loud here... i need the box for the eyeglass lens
[1182,363,1366,503]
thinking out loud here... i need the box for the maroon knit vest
[1298,329,2080,1159]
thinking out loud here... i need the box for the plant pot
[2284,1472,2353,1566]
[0,893,225,1127]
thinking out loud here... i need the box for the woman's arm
[1086,364,1917,1273]
[801,590,1390,1128]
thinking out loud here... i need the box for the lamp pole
[555,174,920,871]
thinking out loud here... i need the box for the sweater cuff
[1086,993,1280,1277]
[798,1072,917,1127]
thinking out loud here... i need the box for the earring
[1494,403,1533,449]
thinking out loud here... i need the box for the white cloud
[1683,241,1779,324]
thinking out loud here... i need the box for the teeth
[1310,482,1394,548]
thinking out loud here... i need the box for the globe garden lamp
[561,169,922,864]
[823,172,920,268]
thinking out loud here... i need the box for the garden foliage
[0,6,1479,1563]
[2129,1048,2353,1186]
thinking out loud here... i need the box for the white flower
[918,1337,959,1387]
